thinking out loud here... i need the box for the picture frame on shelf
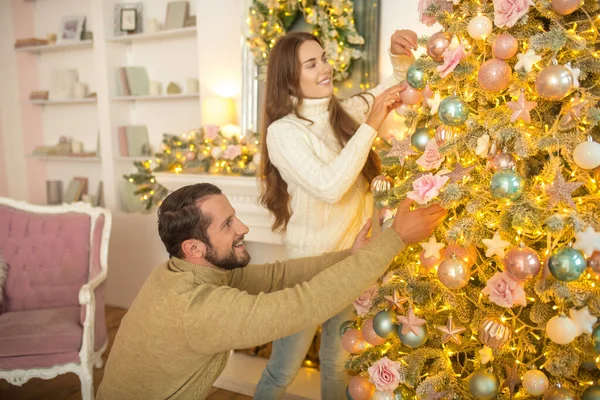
[58,15,86,42]
[120,8,138,32]
[164,1,189,30]
[113,3,143,36]
[50,69,78,100]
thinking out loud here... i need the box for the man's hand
[390,29,418,56]
[392,198,447,244]
[350,219,372,255]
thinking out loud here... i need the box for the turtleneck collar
[169,257,228,285]
[292,96,331,117]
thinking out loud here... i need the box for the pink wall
[0,112,6,196]
[12,0,46,204]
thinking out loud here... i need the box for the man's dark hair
[157,183,222,258]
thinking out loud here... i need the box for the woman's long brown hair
[259,32,381,233]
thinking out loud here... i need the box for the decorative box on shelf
[154,173,282,245]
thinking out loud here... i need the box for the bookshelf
[27,155,101,162]
[15,40,94,53]
[106,26,197,44]
[111,93,199,102]
[30,98,97,105]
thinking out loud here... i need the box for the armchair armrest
[78,271,107,305]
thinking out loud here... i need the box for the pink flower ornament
[223,145,242,160]
[493,0,532,28]
[482,271,527,308]
[437,37,467,78]
[407,173,449,205]
[417,140,445,170]
[368,357,402,392]
[204,125,219,141]
[353,285,378,316]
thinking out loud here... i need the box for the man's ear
[181,239,207,259]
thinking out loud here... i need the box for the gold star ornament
[546,169,583,208]
[384,291,409,313]
[386,137,417,167]
[507,91,537,123]
[436,315,466,345]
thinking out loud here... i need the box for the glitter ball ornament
[467,15,493,40]
[492,34,519,60]
[588,251,600,274]
[373,309,398,338]
[542,387,576,400]
[479,318,512,349]
[551,0,581,15]
[573,137,600,170]
[546,315,578,344]
[523,370,549,396]
[339,320,357,337]
[438,96,469,126]
[341,329,367,354]
[400,86,423,105]
[490,170,524,201]
[478,59,511,92]
[490,152,517,171]
[437,254,470,289]
[348,375,375,400]
[468,370,500,400]
[535,63,573,101]
[411,127,434,152]
[427,31,452,62]
[593,325,600,353]
[435,124,459,145]
[548,247,587,282]
[503,244,541,281]
[407,64,427,89]
[362,318,386,346]
[583,385,600,400]
[370,175,394,195]
[397,324,428,348]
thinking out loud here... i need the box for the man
[96,183,445,399]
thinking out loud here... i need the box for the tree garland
[246,0,366,81]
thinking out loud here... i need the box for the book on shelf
[29,90,49,101]
[117,125,151,157]
[15,37,48,48]
[94,181,105,207]
[74,176,89,197]
[116,66,149,96]
[63,178,85,203]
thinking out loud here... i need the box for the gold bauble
[478,317,512,349]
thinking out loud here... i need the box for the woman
[255,30,417,399]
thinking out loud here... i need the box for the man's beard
[205,237,251,270]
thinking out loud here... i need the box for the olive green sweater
[96,229,404,399]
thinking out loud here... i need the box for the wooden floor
[0,306,251,400]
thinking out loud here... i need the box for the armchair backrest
[0,198,109,313]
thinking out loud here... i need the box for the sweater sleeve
[227,249,350,295]
[183,229,404,353]
[267,119,376,204]
[342,52,415,124]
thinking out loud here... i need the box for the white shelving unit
[16,0,200,212]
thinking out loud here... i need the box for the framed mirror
[240,0,381,136]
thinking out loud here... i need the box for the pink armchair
[0,198,111,400]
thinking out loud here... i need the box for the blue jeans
[254,305,355,399]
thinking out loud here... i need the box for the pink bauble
[427,31,452,62]
[478,59,511,92]
[399,86,423,106]
[185,151,196,161]
[588,251,600,274]
[444,244,477,267]
[420,249,442,271]
[342,329,367,354]
[551,0,581,15]
[395,103,417,116]
[503,246,541,281]
[492,34,519,60]
[362,318,386,346]
[348,375,375,400]
[435,124,460,146]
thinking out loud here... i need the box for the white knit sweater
[266,53,414,258]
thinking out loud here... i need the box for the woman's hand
[365,83,407,131]
[390,29,418,56]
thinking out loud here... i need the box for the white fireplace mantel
[154,173,283,245]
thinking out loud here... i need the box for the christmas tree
[342,1,600,399]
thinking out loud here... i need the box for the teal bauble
[339,320,357,337]
[548,247,587,282]
[593,325,600,353]
[490,170,524,201]
[583,385,600,400]
[468,370,500,400]
[346,386,354,400]
[411,127,435,152]
[373,310,397,338]
[398,324,428,348]
[438,96,469,126]
[407,64,427,89]
[394,385,412,400]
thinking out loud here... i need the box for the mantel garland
[246,0,366,81]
